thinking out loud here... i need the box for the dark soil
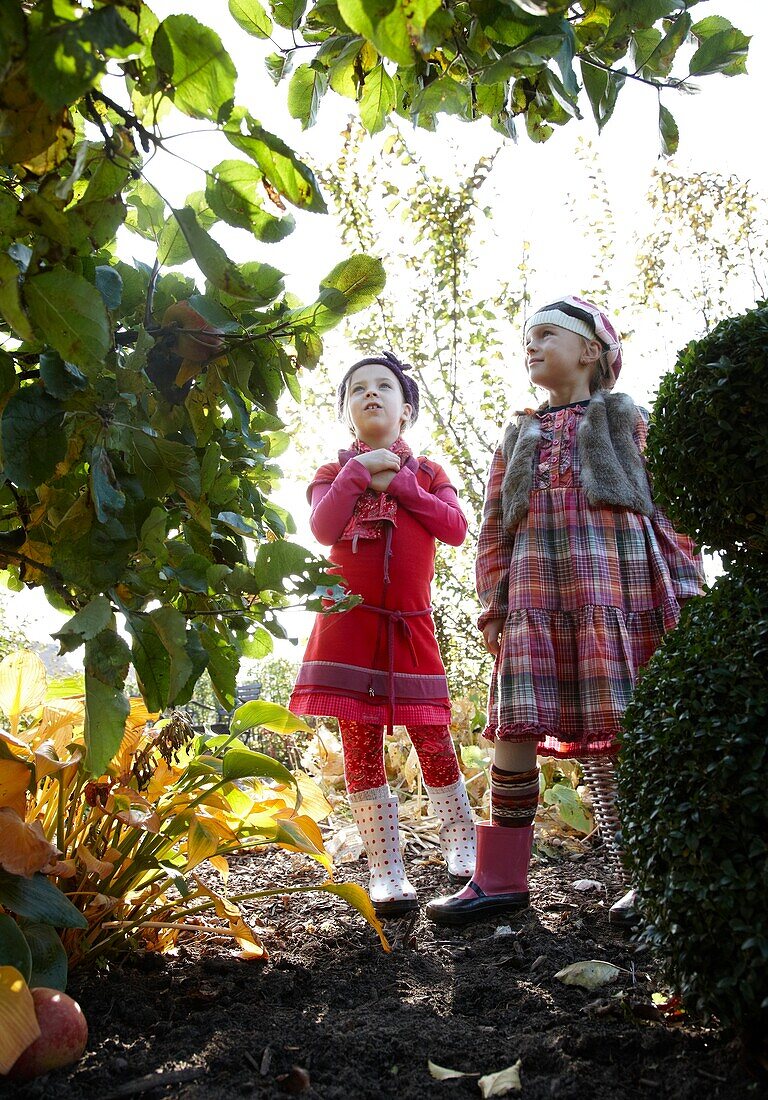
[3,843,762,1100]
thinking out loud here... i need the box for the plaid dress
[477,400,704,758]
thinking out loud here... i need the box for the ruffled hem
[482,722,621,760]
[290,691,451,728]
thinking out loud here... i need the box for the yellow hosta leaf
[274,817,332,876]
[146,758,185,802]
[0,757,32,813]
[295,771,332,823]
[0,651,47,737]
[126,697,159,731]
[554,960,622,990]
[318,882,389,952]
[0,808,59,876]
[50,858,77,878]
[0,967,41,1074]
[34,698,86,754]
[79,846,115,878]
[192,875,267,960]
[479,1060,522,1097]
[208,855,229,882]
[33,741,83,784]
[186,812,239,870]
[106,787,160,833]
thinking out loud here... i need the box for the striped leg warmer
[491,764,540,828]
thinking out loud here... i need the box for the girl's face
[345,365,411,445]
[525,324,598,392]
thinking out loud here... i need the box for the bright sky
[7,0,767,658]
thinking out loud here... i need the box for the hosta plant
[0,652,386,1019]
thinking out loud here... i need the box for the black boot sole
[426,892,529,927]
[373,898,419,918]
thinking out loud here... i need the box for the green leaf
[0,914,32,983]
[287,63,329,130]
[39,351,87,400]
[27,7,140,111]
[152,15,237,122]
[200,628,237,710]
[231,699,311,737]
[84,627,131,775]
[320,254,386,313]
[580,59,625,131]
[132,430,202,498]
[24,270,110,374]
[21,922,67,991]
[1,388,67,491]
[226,120,327,213]
[94,265,123,311]
[411,75,471,120]
[148,607,193,703]
[222,747,297,787]
[0,871,88,928]
[206,161,296,242]
[337,0,441,67]
[127,611,170,714]
[90,445,126,523]
[53,596,113,655]
[271,0,308,30]
[170,207,259,300]
[689,27,750,77]
[228,0,273,38]
[659,102,679,156]
[253,540,319,592]
[241,627,273,659]
[0,254,34,341]
[359,64,396,134]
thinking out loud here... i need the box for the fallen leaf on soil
[428,1060,478,1080]
[572,878,603,892]
[555,960,622,990]
[478,1059,522,1096]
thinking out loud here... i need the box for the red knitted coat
[290,454,467,726]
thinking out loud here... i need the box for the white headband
[524,309,595,342]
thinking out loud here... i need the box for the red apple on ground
[7,987,88,1081]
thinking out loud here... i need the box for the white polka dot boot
[349,791,418,917]
[425,779,477,883]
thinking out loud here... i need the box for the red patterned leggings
[339,720,461,794]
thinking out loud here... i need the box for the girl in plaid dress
[428,296,704,927]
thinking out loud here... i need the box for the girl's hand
[370,469,398,493]
[351,448,401,475]
[482,618,505,656]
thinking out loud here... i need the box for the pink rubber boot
[426,821,532,926]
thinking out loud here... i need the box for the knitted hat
[524,295,622,384]
[336,350,420,423]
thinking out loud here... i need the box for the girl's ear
[580,339,602,365]
[400,403,413,428]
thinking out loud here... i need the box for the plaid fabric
[478,403,705,758]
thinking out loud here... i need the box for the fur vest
[500,391,654,532]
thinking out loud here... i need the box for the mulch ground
[4,841,762,1100]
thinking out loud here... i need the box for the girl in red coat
[290,352,475,916]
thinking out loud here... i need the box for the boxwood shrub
[618,561,768,1038]
[646,300,768,555]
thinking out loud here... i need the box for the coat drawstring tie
[360,603,431,737]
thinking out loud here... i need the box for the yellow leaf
[146,758,184,802]
[186,812,239,870]
[78,846,115,878]
[208,855,229,882]
[295,771,332,823]
[33,742,83,784]
[0,757,32,813]
[273,817,332,875]
[478,1060,523,1097]
[0,808,59,876]
[192,875,267,960]
[428,1060,475,1081]
[554,960,622,990]
[318,882,389,952]
[0,967,41,1075]
[0,651,47,737]
[106,787,160,833]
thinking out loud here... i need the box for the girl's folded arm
[475,446,515,629]
[309,461,371,545]
[386,465,468,546]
